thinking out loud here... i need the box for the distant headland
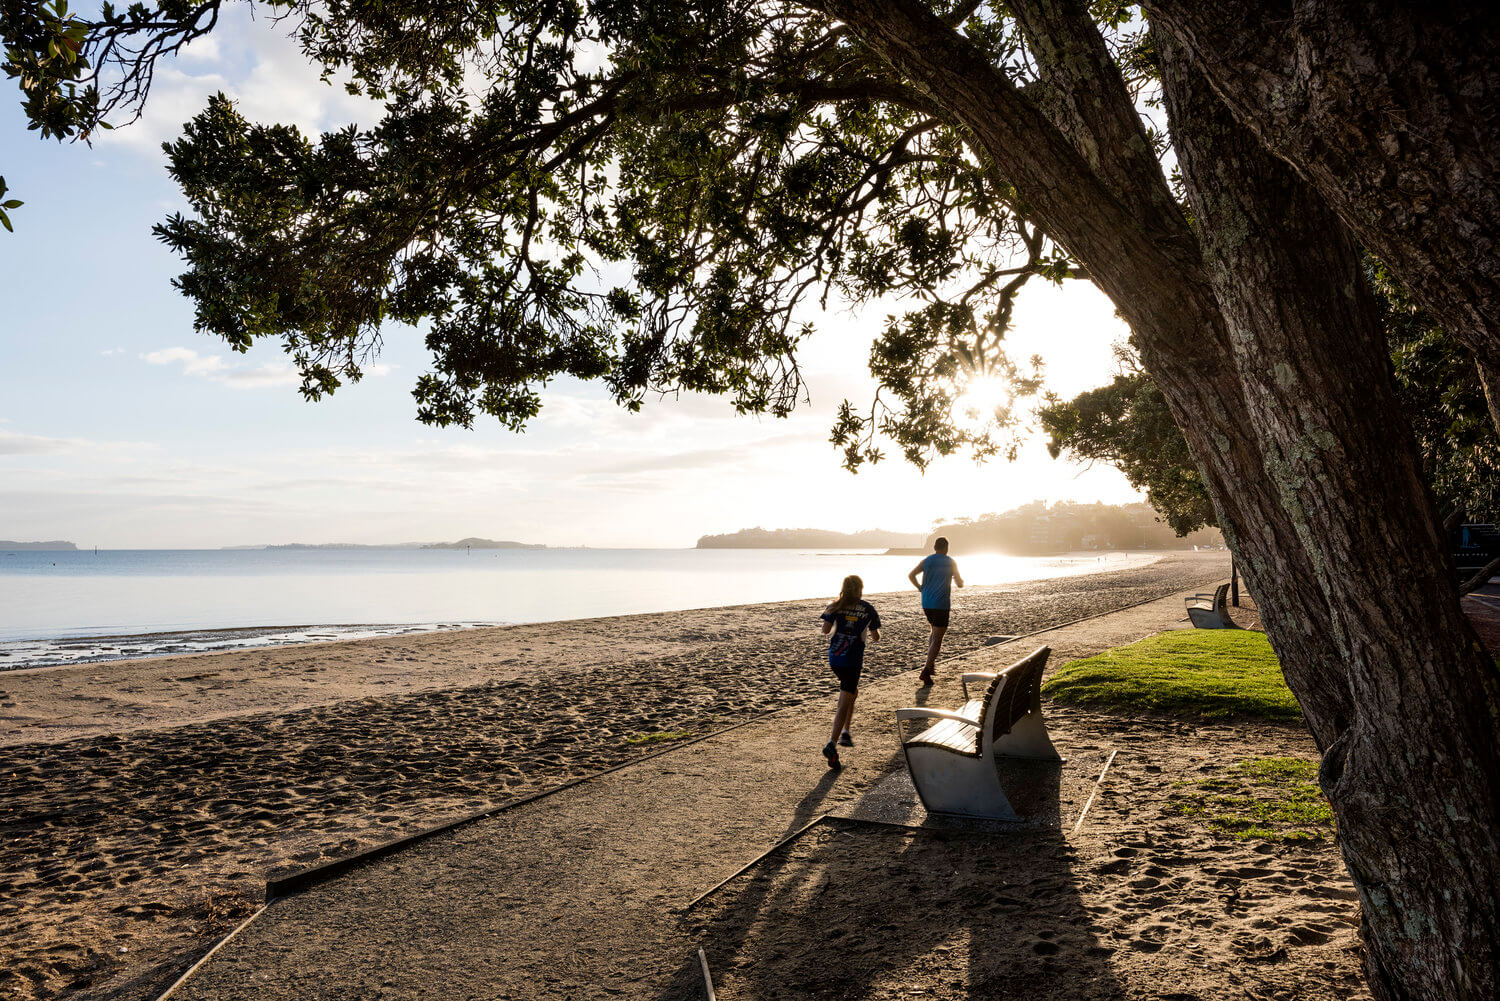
[226,538,546,551]
[0,540,77,551]
[696,528,927,549]
[421,538,546,550]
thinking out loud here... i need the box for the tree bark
[1142,1,1500,426]
[1479,356,1500,438]
[1158,34,1500,999]
[813,2,1500,997]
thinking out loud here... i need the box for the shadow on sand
[654,743,1122,1000]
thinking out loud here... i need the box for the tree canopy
[5,0,1072,463]
[1037,347,1215,537]
[1042,275,1500,542]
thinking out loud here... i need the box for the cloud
[0,429,86,456]
[143,346,229,376]
[141,347,297,389]
[0,429,158,459]
[220,364,303,389]
[142,348,392,390]
[598,431,825,477]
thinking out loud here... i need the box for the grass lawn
[1040,629,1302,723]
[1167,757,1334,841]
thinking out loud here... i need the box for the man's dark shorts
[923,607,951,628]
[831,658,863,694]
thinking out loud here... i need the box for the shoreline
[0,550,1165,672]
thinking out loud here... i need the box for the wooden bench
[894,646,1062,820]
[1185,582,1238,629]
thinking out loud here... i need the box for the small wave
[0,622,501,671]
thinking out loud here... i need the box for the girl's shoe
[838,730,854,747]
[822,741,843,769]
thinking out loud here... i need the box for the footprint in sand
[1287,924,1334,946]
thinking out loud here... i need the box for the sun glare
[953,375,1015,424]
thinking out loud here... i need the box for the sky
[0,8,1143,549]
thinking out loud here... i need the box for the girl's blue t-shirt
[821,600,881,667]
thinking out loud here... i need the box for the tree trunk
[815,3,1500,998]
[1479,356,1500,438]
[1158,34,1500,1001]
[1143,1,1500,424]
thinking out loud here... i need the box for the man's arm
[908,561,925,590]
[821,618,834,635]
[869,626,881,642]
[953,560,964,588]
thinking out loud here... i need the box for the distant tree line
[696,527,926,549]
[929,501,1222,556]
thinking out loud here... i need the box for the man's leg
[922,624,947,679]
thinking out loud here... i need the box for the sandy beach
[3,551,1258,999]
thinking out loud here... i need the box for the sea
[0,547,1157,669]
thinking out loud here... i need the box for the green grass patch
[1041,629,1302,723]
[1167,757,1334,841]
[623,730,692,746]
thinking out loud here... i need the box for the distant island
[696,527,927,549]
[421,538,546,550]
[0,540,77,550]
[231,538,546,551]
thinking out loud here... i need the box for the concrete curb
[153,904,271,1001]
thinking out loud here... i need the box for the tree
[1037,349,1216,537]
[1373,266,1500,529]
[7,3,1499,998]
[1140,1,1500,436]
[1041,276,1500,560]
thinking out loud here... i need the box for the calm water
[0,547,1155,668]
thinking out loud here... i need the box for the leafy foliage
[1037,345,1216,535]
[1041,270,1500,534]
[0,176,21,232]
[7,0,1090,462]
[1372,264,1500,523]
[2,0,97,147]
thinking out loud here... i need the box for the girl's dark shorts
[923,607,951,628]
[831,657,864,694]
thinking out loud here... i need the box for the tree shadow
[657,761,1119,999]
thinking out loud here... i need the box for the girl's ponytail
[830,574,864,613]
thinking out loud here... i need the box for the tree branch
[1461,555,1500,597]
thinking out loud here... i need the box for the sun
[952,375,1015,425]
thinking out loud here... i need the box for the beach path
[167,584,1366,1001]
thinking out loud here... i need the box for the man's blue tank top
[920,553,956,609]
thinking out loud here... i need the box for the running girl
[819,574,881,769]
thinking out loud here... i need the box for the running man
[909,537,963,686]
